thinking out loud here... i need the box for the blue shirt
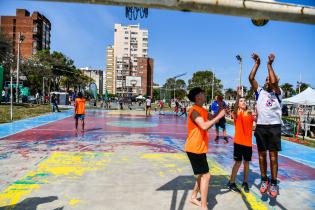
[210,100,226,114]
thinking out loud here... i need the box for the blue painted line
[225,124,315,168]
[0,110,73,139]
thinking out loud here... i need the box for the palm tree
[225,88,237,100]
[281,83,294,97]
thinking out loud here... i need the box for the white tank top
[255,87,283,125]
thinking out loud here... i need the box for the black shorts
[215,117,226,130]
[254,124,281,151]
[234,143,252,161]
[146,105,151,109]
[75,114,85,120]
[186,152,209,175]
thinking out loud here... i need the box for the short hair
[217,95,223,101]
[188,87,204,102]
[78,92,83,98]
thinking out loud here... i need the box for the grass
[0,104,68,123]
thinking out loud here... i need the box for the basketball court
[0,110,314,209]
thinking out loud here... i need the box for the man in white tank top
[249,53,283,198]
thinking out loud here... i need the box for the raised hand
[268,53,275,65]
[251,53,260,64]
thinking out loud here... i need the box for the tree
[224,88,237,100]
[296,82,309,93]
[187,70,223,102]
[0,31,15,83]
[153,88,160,101]
[162,78,187,100]
[281,83,294,98]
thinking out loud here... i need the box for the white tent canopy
[136,95,145,100]
[283,87,315,106]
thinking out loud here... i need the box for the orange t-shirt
[75,98,86,114]
[185,105,209,154]
[234,110,254,147]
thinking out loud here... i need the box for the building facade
[105,24,153,97]
[80,67,104,95]
[0,9,51,58]
[137,57,154,97]
[105,45,115,94]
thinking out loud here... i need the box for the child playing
[228,87,255,193]
[185,87,225,210]
[74,92,86,132]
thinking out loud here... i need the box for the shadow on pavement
[157,175,254,210]
[0,196,62,210]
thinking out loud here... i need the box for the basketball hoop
[125,6,148,20]
[131,79,137,87]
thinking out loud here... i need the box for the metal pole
[16,33,21,103]
[240,58,243,96]
[10,68,13,121]
[299,73,301,93]
[211,72,215,102]
[42,77,45,104]
[173,79,176,100]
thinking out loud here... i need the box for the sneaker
[215,136,219,143]
[228,182,241,193]
[269,183,278,198]
[223,136,229,144]
[242,182,249,193]
[260,179,269,194]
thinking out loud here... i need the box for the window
[124,48,128,50]
[142,49,147,53]
[124,37,129,40]
[125,31,129,34]
[143,38,148,41]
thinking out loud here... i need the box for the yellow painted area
[0,152,111,206]
[69,199,81,206]
[142,153,267,210]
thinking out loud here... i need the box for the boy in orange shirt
[74,92,86,132]
[185,87,225,210]
[228,87,255,193]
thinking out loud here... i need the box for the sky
[0,0,314,90]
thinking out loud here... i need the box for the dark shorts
[254,124,281,151]
[146,105,151,109]
[75,114,85,120]
[234,143,252,161]
[186,152,209,175]
[215,117,226,130]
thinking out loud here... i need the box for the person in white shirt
[145,97,152,116]
[249,53,283,198]
[1,90,5,103]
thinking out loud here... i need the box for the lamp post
[236,54,243,96]
[211,72,215,102]
[16,32,25,103]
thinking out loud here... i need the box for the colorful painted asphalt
[0,110,314,210]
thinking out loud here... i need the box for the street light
[16,32,25,103]
[236,54,243,96]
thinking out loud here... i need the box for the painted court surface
[0,110,314,210]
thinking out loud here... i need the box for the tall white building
[105,24,149,96]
